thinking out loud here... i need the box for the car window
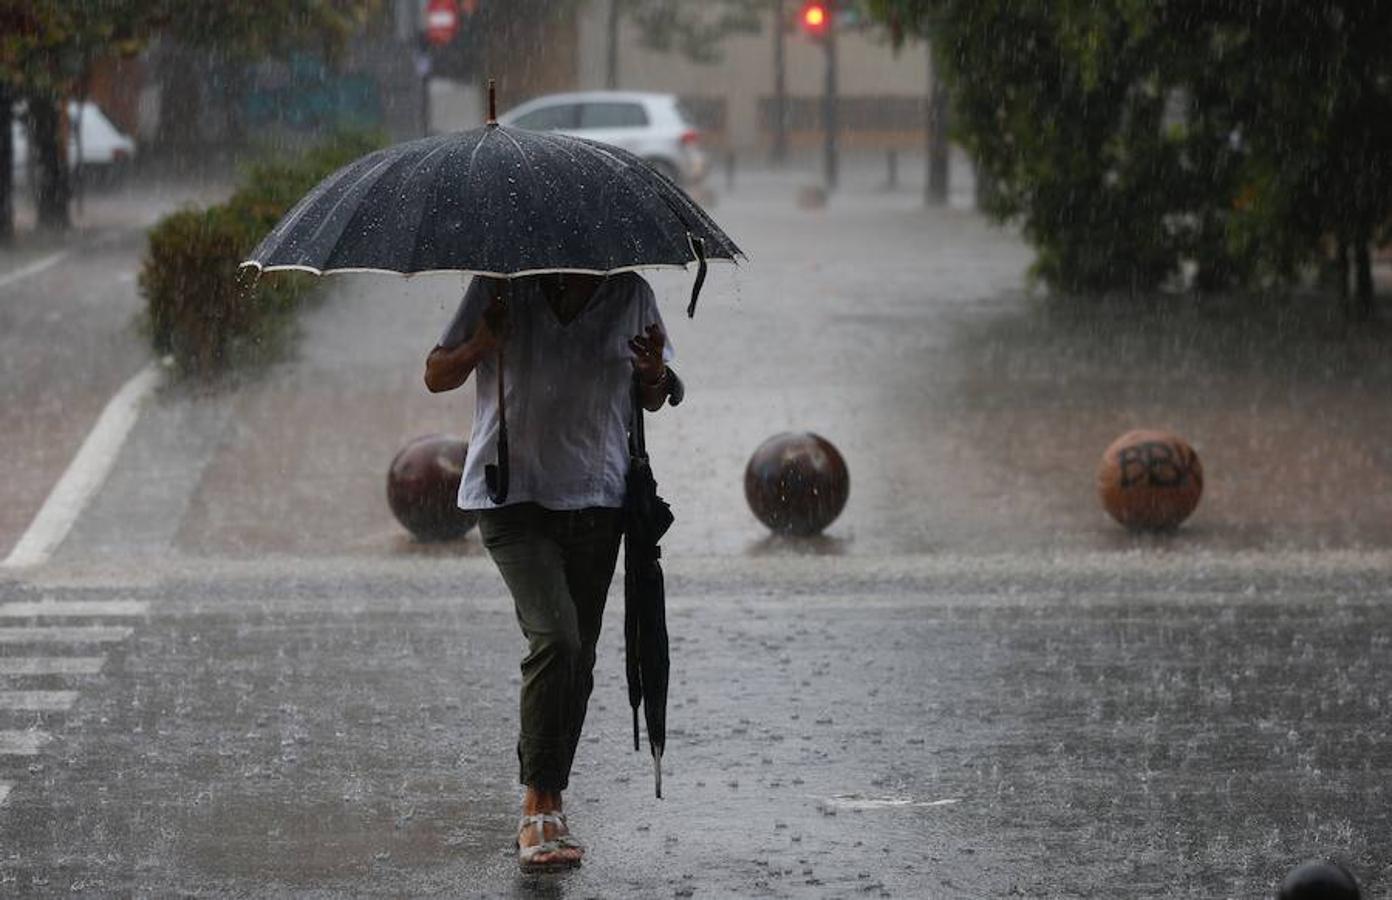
[579,102,649,129]
[511,103,579,131]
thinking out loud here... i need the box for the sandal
[516,812,583,873]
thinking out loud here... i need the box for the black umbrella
[241,84,741,504]
[624,375,675,798]
[242,91,740,284]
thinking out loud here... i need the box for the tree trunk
[1352,240,1374,321]
[30,94,70,232]
[156,47,202,170]
[926,47,950,206]
[606,0,621,89]
[0,81,13,244]
[1334,238,1350,301]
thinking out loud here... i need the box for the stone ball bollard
[386,434,478,541]
[1096,429,1203,531]
[1277,860,1361,900]
[745,432,849,536]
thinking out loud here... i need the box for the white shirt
[438,273,674,511]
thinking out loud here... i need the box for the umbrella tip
[487,78,497,126]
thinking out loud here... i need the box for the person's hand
[629,323,667,385]
[473,294,509,354]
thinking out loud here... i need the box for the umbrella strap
[485,290,510,505]
[685,235,707,319]
[629,373,647,459]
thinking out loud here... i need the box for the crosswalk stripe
[0,691,78,711]
[0,781,11,806]
[0,600,149,618]
[0,626,132,644]
[0,657,106,675]
[0,731,50,755]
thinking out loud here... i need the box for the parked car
[499,91,708,186]
[11,101,136,178]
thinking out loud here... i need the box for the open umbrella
[624,375,675,798]
[241,82,742,503]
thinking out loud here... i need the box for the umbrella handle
[485,343,509,504]
[685,235,707,319]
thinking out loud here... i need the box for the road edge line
[0,250,69,291]
[1,362,163,571]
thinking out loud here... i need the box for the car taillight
[112,147,130,161]
[679,130,701,147]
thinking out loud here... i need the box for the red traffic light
[800,2,829,38]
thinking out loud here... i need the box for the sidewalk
[47,163,1392,573]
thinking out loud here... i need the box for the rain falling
[0,1,1390,896]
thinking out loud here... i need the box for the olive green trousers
[479,503,623,792]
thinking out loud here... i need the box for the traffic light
[800,1,829,39]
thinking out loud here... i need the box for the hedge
[140,130,385,379]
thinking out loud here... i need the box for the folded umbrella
[623,374,675,798]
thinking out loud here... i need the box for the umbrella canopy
[241,87,741,507]
[624,376,674,798]
[241,124,742,280]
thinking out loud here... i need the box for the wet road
[0,177,229,562]
[39,161,1392,567]
[1,557,1390,896]
[2,162,1391,896]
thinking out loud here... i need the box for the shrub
[140,206,309,377]
[140,130,386,379]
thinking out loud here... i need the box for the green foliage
[141,130,386,379]
[620,0,764,65]
[864,1,1392,306]
[141,206,305,378]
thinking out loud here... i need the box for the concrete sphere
[1097,429,1203,531]
[1277,860,1361,900]
[386,434,478,541]
[745,432,849,536]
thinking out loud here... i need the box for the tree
[0,0,379,234]
[864,1,1392,312]
[602,0,766,88]
[144,0,379,154]
[620,0,764,65]
[0,1,147,232]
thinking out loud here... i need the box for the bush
[140,206,309,377]
[140,130,386,379]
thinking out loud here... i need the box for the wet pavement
[2,558,1391,896]
[2,161,1392,896]
[0,175,229,560]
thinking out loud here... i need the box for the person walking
[424,270,676,872]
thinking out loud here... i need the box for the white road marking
[0,691,78,711]
[0,781,11,806]
[816,795,963,811]
[0,731,51,755]
[0,599,149,618]
[0,657,105,675]
[0,251,68,291]
[0,626,132,643]
[1,362,162,570]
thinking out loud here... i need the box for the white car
[12,101,136,176]
[499,91,708,186]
